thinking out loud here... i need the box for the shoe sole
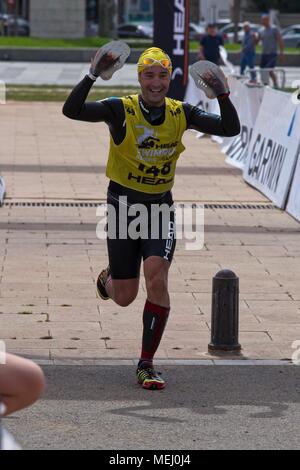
[138,379,165,390]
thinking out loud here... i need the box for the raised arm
[276,30,284,57]
[184,96,240,136]
[187,60,240,136]
[63,42,130,123]
[62,75,115,122]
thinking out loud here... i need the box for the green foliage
[251,0,300,13]
[7,85,140,102]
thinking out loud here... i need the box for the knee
[146,274,168,297]
[114,292,137,307]
[22,362,46,404]
[10,360,46,413]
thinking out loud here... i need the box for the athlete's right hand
[88,41,131,81]
[89,50,119,79]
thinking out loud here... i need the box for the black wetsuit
[63,76,240,278]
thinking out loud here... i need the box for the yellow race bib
[106,94,187,193]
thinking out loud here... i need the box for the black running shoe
[96,266,110,300]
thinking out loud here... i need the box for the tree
[190,0,200,23]
[98,0,117,37]
[250,0,300,12]
[231,0,241,43]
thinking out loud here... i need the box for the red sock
[140,300,170,364]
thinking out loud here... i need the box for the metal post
[208,269,241,352]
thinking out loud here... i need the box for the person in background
[199,23,224,65]
[258,13,284,87]
[240,22,257,83]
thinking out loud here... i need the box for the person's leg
[97,192,141,307]
[240,54,247,75]
[268,54,278,88]
[260,54,270,85]
[248,53,257,82]
[140,256,171,363]
[269,70,278,88]
[135,256,171,390]
[136,194,176,390]
[105,277,139,307]
[0,353,45,416]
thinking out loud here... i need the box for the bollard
[208,269,241,352]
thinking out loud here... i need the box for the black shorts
[260,53,277,68]
[106,188,176,279]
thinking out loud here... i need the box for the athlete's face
[139,66,171,106]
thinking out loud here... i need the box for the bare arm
[277,31,284,54]
[198,45,205,60]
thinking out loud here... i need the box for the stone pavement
[0,101,300,363]
[0,62,299,87]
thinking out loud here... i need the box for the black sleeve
[62,75,126,144]
[183,97,240,137]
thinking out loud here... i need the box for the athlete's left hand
[190,60,230,99]
[201,69,229,97]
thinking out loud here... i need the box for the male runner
[63,46,240,390]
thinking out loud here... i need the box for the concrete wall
[201,0,228,22]
[0,47,299,66]
[30,0,86,38]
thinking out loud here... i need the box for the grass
[6,84,297,103]
[223,43,299,54]
[6,85,140,102]
[0,36,299,53]
[0,36,112,48]
[0,36,151,49]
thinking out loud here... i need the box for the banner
[286,145,300,221]
[184,75,219,113]
[224,82,265,169]
[153,0,190,100]
[243,87,300,208]
[218,75,244,150]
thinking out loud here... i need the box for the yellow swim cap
[137,47,172,75]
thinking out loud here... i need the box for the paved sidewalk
[0,62,299,87]
[0,102,300,362]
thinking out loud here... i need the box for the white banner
[185,76,219,113]
[243,87,300,208]
[224,83,265,169]
[219,76,245,152]
[286,144,300,221]
[184,76,219,139]
[184,75,243,143]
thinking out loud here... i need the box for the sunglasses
[141,57,171,69]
